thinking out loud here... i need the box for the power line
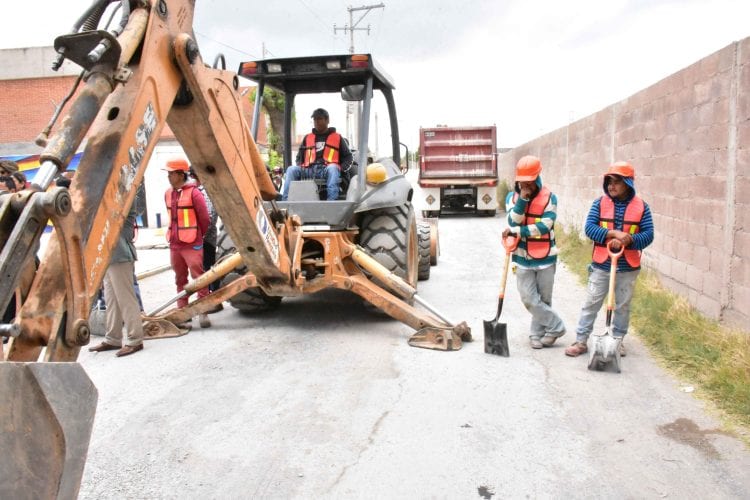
[194,30,259,60]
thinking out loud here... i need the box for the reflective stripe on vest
[165,185,199,244]
[301,132,342,167]
[512,186,552,259]
[593,195,644,267]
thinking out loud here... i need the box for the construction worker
[503,155,566,349]
[163,158,212,329]
[280,108,353,201]
[88,207,144,357]
[565,161,654,357]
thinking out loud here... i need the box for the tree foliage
[249,88,286,168]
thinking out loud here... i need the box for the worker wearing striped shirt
[503,155,566,350]
[565,161,655,358]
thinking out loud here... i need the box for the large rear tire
[417,221,431,281]
[216,226,282,313]
[358,203,419,290]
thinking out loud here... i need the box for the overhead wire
[194,30,259,60]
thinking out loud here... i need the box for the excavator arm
[0,0,289,496]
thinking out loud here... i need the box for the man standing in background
[163,158,211,329]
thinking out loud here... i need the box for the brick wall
[0,76,266,146]
[500,37,750,329]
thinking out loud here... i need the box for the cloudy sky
[3,0,750,151]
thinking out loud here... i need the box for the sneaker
[530,338,543,349]
[618,341,627,357]
[565,341,588,357]
[541,335,559,347]
[199,314,211,328]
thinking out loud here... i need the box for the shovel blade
[408,327,462,351]
[483,320,509,357]
[587,334,622,373]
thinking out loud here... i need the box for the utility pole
[333,3,385,148]
[333,3,385,54]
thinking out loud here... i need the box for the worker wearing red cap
[503,155,566,350]
[163,157,211,329]
[565,161,655,358]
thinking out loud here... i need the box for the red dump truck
[418,125,498,217]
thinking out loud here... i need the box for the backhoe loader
[0,1,470,497]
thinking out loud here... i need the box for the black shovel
[484,234,518,356]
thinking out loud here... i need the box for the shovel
[588,239,625,373]
[483,233,518,357]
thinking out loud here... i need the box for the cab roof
[237,54,395,94]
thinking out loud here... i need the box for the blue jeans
[575,266,640,342]
[281,163,341,201]
[515,264,566,339]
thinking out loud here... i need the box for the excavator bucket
[408,321,471,351]
[142,319,191,339]
[0,363,97,499]
[408,327,462,351]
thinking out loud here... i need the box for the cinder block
[705,225,728,251]
[702,270,723,298]
[686,263,703,290]
[722,307,750,331]
[730,283,750,315]
[709,248,725,274]
[736,177,750,205]
[671,253,687,282]
[661,275,690,298]
[735,208,750,232]
[693,245,711,271]
[733,254,750,282]
[696,294,722,319]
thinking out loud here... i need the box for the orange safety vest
[301,132,342,167]
[593,195,644,267]
[165,185,199,244]
[512,186,552,259]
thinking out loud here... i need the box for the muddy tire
[358,203,419,290]
[417,221,431,281]
[216,226,282,313]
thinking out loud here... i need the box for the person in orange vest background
[565,161,654,358]
[163,158,211,329]
[280,108,353,201]
[503,155,566,350]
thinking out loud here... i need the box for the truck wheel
[358,203,419,290]
[417,221,431,280]
[216,226,282,313]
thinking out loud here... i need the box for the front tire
[216,226,282,313]
[358,203,419,290]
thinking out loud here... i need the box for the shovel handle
[606,238,625,259]
[605,240,622,311]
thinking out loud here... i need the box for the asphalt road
[77,213,750,499]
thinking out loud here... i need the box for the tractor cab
[238,54,413,229]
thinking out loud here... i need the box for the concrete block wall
[499,37,750,329]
